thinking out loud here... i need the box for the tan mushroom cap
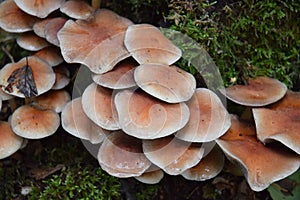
[34,46,64,67]
[52,66,70,90]
[253,90,300,154]
[0,0,39,33]
[0,56,55,98]
[11,104,60,139]
[82,83,120,130]
[0,121,24,159]
[134,64,196,103]
[175,88,231,142]
[134,164,164,184]
[221,76,287,106]
[216,115,300,192]
[181,146,224,181]
[124,24,182,65]
[14,0,65,18]
[44,17,67,47]
[114,90,190,139]
[98,131,152,178]
[143,136,205,175]
[0,88,13,101]
[32,90,71,113]
[33,18,53,38]
[61,97,108,144]
[16,32,50,51]
[60,0,95,20]
[57,9,133,74]
[92,59,137,89]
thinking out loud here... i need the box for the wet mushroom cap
[114,89,190,139]
[11,104,60,139]
[216,115,300,191]
[0,121,24,159]
[134,64,196,103]
[14,0,65,18]
[143,136,205,175]
[221,76,287,106]
[60,0,94,20]
[61,97,108,144]
[0,0,39,33]
[34,46,64,67]
[124,24,182,65]
[98,131,152,178]
[57,9,133,74]
[16,32,50,51]
[175,88,231,142]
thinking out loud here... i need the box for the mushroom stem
[91,0,101,8]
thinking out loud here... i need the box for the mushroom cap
[114,89,190,139]
[0,0,39,33]
[0,56,55,98]
[221,76,287,106]
[33,18,53,38]
[57,9,133,74]
[175,88,231,142]
[134,64,196,103]
[98,131,152,178]
[60,0,94,20]
[34,46,64,67]
[92,58,137,89]
[14,0,65,18]
[134,164,164,184]
[124,24,182,65]
[253,91,300,154]
[181,146,224,181]
[0,88,13,101]
[16,32,50,51]
[143,136,205,175]
[216,115,300,191]
[32,90,71,113]
[11,104,60,139]
[52,65,70,90]
[82,83,120,130]
[44,17,67,47]
[61,97,108,144]
[0,121,24,159]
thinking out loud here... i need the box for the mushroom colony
[0,0,299,192]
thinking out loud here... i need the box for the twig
[1,45,15,63]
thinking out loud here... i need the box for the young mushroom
[16,32,50,51]
[134,164,164,184]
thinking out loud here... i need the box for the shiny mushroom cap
[60,0,95,20]
[124,24,182,65]
[134,64,196,103]
[34,46,64,67]
[16,32,50,51]
[44,17,67,47]
[134,164,164,184]
[52,65,70,90]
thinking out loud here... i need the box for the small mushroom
[216,115,300,191]
[60,0,95,20]
[33,18,54,38]
[221,76,287,106]
[124,24,182,65]
[58,9,133,74]
[34,46,64,67]
[98,131,152,178]
[52,65,71,90]
[143,136,205,175]
[114,89,190,139]
[134,164,164,184]
[134,64,196,103]
[175,88,231,142]
[16,32,50,51]
[44,17,67,47]
[61,97,108,144]
[0,121,24,159]
[10,104,60,139]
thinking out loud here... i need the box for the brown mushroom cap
[216,115,300,191]
[0,56,55,98]
[221,76,287,106]
[44,17,67,47]
[134,164,164,184]
[92,59,137,89]
[33,18,53,38]
[0,88,13,101]
[181,146,224,181]
[11,104,60,139]
[124,24,182,65]
[0,0,39,33]
[14,0,65,18]
[82,83,120,130]
[34,46,64,67]
[60,0,94,20]
[114,90,190,139]
[143,136,205,175]
[61,97,108,144]
[175,88,231,142]
[0,121,24,159]
[134,64,196,103]
[16,32,50,51]
[98,131,152,178]
[52,66,70,90]
[253,91,300,154]
[57,9,133,74]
